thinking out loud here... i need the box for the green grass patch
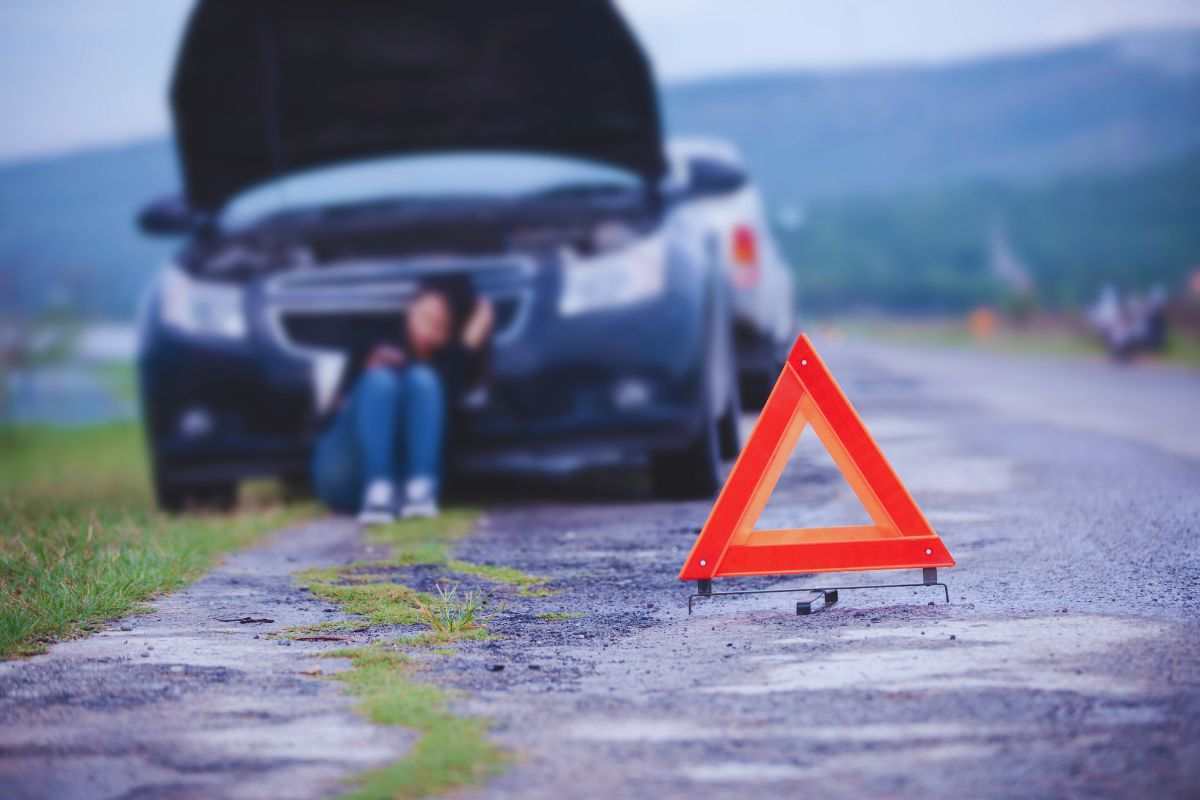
[535,611,582,622]
[365,511,478,564]
[294,517,497,643]
[326,646,507,800]
[275,620,373,640]
[294,508,548,796]
[414,584,484,638]
[325,512,551,594]
[295,575,493,645]
[516,586,555,598]
[294,512,531,795]
[447,559,550,594]
[301,580,432,627]
[0,422,310,658]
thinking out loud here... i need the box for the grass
[0,422,310,658]
[291,512,550,648]
[293,509,550,797]
[1,419,515,795]
[302,580,432,626]
[367,510,478,565]
[356,512,551,594]
[275,620,372,640]
[535,611,583,622]
[292,513,523,645]
[414,584,483,637]
[447,559,552,596]
[328,646,508,800]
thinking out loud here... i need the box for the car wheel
[154,474,186,513]
[650,414,721,499]
[739,369,773,409]
[650,353,725,499]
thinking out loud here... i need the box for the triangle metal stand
[687,567,950,615]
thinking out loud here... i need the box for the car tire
[154,476,186,514]
[650,344,727,500]
[650,410,721,499]
[739,369,773,410]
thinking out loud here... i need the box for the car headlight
[558,230,668,316]
[159,264,247,339]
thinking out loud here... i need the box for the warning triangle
[679,334,954,581]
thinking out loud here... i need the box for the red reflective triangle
[680,334,955,581]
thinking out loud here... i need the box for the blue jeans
[311,364,444,513]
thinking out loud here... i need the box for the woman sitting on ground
[311,278,492,523]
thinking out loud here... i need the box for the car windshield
[220,152,642,230]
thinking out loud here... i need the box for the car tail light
[731,224,760,288]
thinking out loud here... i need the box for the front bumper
[140,251,711,483]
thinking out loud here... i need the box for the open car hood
[171,0,666,211]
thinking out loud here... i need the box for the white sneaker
[400,476,439,519]
[356,479,396,525]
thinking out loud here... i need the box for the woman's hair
[419,274,476,337]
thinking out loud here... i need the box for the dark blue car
[137,1,787,510]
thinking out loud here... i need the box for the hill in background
[0,139,177,320]
[783,151,1200,311]
[665,29,1200,201]
[2,28,1199,319]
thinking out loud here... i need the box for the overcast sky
[2,0,1199,163]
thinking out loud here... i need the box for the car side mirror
[687,157,747,198]
[138,195,205,236]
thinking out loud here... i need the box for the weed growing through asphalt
[415,583,483,636]
[535,611,584,622]
[327,646,507,800]
[0,423,311,658]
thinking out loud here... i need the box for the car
[136,1,783,510]
[665,138,796,406]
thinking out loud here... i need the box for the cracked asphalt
[0,521,412,800]
[2,337,1199,799]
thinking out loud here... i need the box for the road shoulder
[0,518,412,800]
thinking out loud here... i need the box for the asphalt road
[2,337,1199,799]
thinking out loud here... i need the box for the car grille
[279,298,523,352]
[264,258,535,354]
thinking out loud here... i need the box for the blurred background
[2,0,1199,427]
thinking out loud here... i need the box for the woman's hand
[462,298,495,350]
[365,344,406,369]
